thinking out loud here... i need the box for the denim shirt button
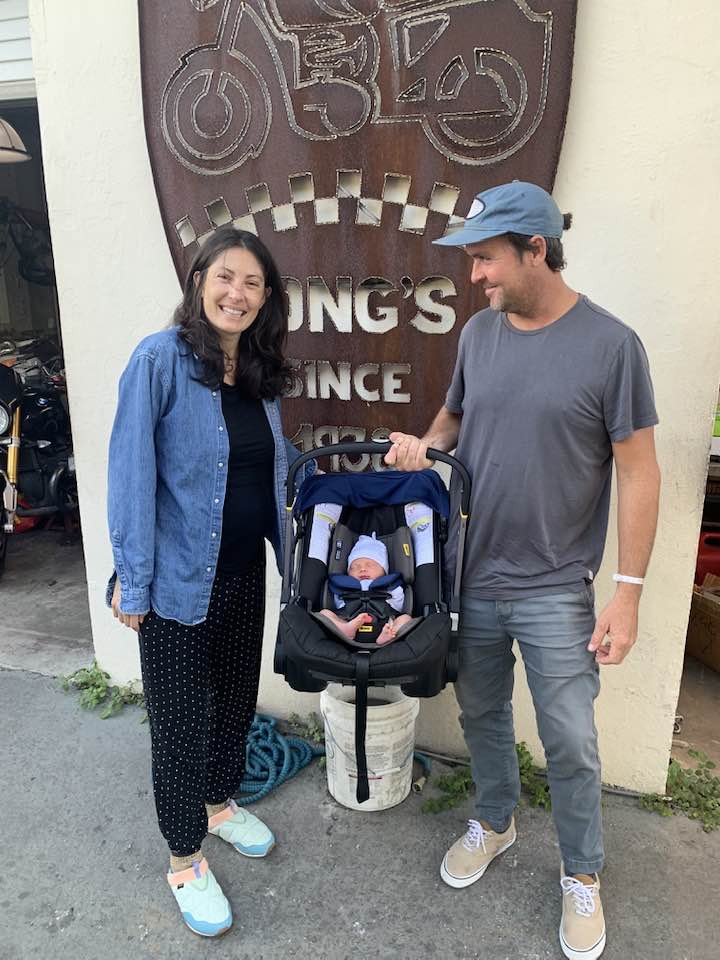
[214,498,220,504]
[206,566,212,572]
[211,532,217,538]
[218,462,224,468]
[219,426,223,431]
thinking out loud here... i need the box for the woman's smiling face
[197,246,270,340]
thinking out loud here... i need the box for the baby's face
[348,556,386,581]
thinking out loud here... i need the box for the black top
[217,383,275,575]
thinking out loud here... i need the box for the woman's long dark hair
[174,227,293,398]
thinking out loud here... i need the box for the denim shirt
[106,329,312,625]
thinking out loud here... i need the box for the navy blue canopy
[295,469,450,517]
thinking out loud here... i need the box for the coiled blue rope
[233,713,325,806]
[233,713,432,805]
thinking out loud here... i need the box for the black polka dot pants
[137,559,265,856]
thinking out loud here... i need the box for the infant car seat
[274,441,471,803]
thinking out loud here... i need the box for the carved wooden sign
[139,0,577,469]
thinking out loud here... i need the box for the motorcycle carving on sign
[162,0,555,172]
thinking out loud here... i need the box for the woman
[107,227,310,938]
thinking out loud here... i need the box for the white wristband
[613,573,644,585]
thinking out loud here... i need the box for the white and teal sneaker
[208,799,275,858]
[167,858,232,938]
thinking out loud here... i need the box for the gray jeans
[455,587,603,875]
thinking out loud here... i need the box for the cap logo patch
[467,198,486,219]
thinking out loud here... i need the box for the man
[386,181,660,960]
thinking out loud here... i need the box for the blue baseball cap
[433,181,564,247]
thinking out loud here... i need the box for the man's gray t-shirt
[445,295,658,599]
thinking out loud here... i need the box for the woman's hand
[111,578,146,632]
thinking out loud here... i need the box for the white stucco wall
[29,0,720,792]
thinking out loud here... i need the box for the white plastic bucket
[320,683,420,811]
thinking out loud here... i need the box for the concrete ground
[0,528,93,677]
[1,668,719,960]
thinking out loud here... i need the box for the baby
[320,533,412,645]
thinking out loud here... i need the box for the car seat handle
[286,440,471,516]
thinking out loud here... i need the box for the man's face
[464,236,536,315]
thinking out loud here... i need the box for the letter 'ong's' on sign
[140,0,577,467]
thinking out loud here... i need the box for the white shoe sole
[184,918,233,939]
[232,839,276,859]
[559,926,606,960]
[439,831,517,889]
[209,828,276,858]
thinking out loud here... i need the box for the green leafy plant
[61,661,109,709]
[100,683,145,719]
[286,711,326,767]
[639,750,719,832]
[287,711,325,744]
[422,765,474,813]
[61,660,145,719]
[422,742,551,813]
[516,741,552,811]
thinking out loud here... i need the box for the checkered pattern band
[174,171,465,249]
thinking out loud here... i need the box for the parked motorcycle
[0,341,77,577]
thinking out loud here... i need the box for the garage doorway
[674,394,720,771]
[0,98,92,675]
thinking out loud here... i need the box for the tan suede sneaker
[559,867,606,960]
[440,817,516,888]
